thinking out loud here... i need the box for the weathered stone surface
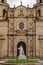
[0,0,43,59]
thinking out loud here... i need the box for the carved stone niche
[18,10,24,17]
[29,10,34,16]
[0,35,5,40]
[38,35,43,40]
[38,35,43,47]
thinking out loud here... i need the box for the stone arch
[17,41,26,56]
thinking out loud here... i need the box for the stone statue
[18,45,24,55]
[18,45,27,59]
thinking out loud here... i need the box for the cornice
[34,3,43,8]
[0,3,9,7]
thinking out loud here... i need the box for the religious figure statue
[18,45,24,55]
[18,45,27,59]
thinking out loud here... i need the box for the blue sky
[7,0,36,8]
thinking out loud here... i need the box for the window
[40,0,42,3]
[19,22,24,30]
[3,9,6,17]
[38,10,41,16]
[2,0,4,3]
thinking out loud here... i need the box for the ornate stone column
[7,17,14,58]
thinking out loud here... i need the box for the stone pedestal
[18,55,27,59]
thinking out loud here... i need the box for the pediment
[14,5,27,17]
[15,5,27,10]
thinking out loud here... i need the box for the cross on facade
[20,1,22,6]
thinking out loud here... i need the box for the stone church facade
[0,0,43,59]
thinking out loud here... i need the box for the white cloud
[7,0,36,8]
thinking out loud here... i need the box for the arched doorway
[17,41,26,56]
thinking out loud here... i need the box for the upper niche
[40,0,42,3]
[14,6,27,17]
[2,0,4,3]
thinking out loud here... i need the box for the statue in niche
[18,45,24,55]
[18,10,24,16]
[18,45,27,59]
